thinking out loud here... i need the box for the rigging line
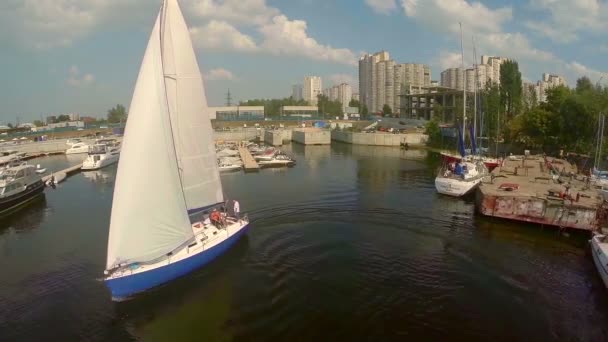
[159,0,189,211]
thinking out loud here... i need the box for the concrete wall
[264,130,284,146]
[213,128,262,142]
[292,129,331,145]
[331,131,428,146]
[0,139,99,154]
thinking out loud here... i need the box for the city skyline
[0,0,606,121]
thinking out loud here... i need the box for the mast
[459,23,466,137]
[472,36,478,154]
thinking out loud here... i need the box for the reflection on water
[0,145,607,341]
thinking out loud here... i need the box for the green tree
[576,76,594,94]
[510,108,555,148]
[361,104,368,118]
[56,114,70,122]
[33,120,44,127]
[499,60,522,122]
[425,118,442,147]
[349,98,360,108]
[107,104,128,123]
[7,123,13,128]
[382,104,392,115]
[317,94,343,117]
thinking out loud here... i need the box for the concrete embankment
[292,129,330,145]
[331,131,428,147]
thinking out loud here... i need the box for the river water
[0,144,606,341]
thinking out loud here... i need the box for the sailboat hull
[105,223,249,300]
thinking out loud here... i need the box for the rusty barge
[475,155,608,231]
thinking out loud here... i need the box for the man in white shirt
[233,200,240,220]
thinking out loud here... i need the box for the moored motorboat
[0,164,45,216]
[66,142,90,155]
[258,154,296,168]
[82,140,120,170]
[591,234,608,289]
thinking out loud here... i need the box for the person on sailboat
[210,209,222,228]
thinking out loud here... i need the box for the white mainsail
[106,1,204,269]
[161,0,224,212]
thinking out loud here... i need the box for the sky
[0,0,606,123]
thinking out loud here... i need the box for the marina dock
[41,163,83,183]
[238,147,259,171]
[475,156,607,231]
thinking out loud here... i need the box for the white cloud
[204,68,236,80]
[565,61,604,82]
[327,73,358,87]
[66,65,95,87]
[259,15,357,66]
[435,51,463,70]
[0,0,154,49]
[190,20,258,51]
[401,0,512,34]
[188,0,280,26]
[526,0,608,43]
[365,0,397,14]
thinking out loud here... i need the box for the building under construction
[398,85,474,122]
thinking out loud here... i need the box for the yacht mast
[459,23,466,137]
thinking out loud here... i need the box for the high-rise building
[441,56,509,91]
[531,73,566,102]
[322,83,353,111]
[359,51,430,114]
[68,113,80,121]
[303,76,322,105]
[291,84,303,100]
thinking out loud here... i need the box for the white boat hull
[435,176,482,197]
[65,146,90,155]
[105,218,249,300]
[219,165,242,172]
[591,235,608,289]
[82,153,119,170]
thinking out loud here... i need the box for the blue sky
[0,0,606,123]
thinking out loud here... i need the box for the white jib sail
[161,0,224,212]
[106,8,193,269]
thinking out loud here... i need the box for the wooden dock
[238,147,259,171]
[476,156,607,231]
[42,163,83,183]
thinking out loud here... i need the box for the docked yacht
[258,154,296,168]
[435,160,486,196]
[591,234,608,289]
[82,140,120,170]
[66,138,83,146]
[66,142,90,155]
[0,164,44,215]
[0,150,26,166]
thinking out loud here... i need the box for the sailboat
[103,0,249,300]
[434,23,487,197]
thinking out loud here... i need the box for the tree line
[427,59,607,155]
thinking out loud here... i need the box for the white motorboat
[219,162,242,172]
[35,165,46,174]
[66,138,83,146]
[591,234,608,289]
[254,149,277,161]
[45,171,67,187]
[258,154,296,168]
[82,141,120,170]
[65,142,90,155]
[103,0,249,301]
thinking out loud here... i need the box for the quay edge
[474,155,608,231]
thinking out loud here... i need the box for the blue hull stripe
[105,224,249,300]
